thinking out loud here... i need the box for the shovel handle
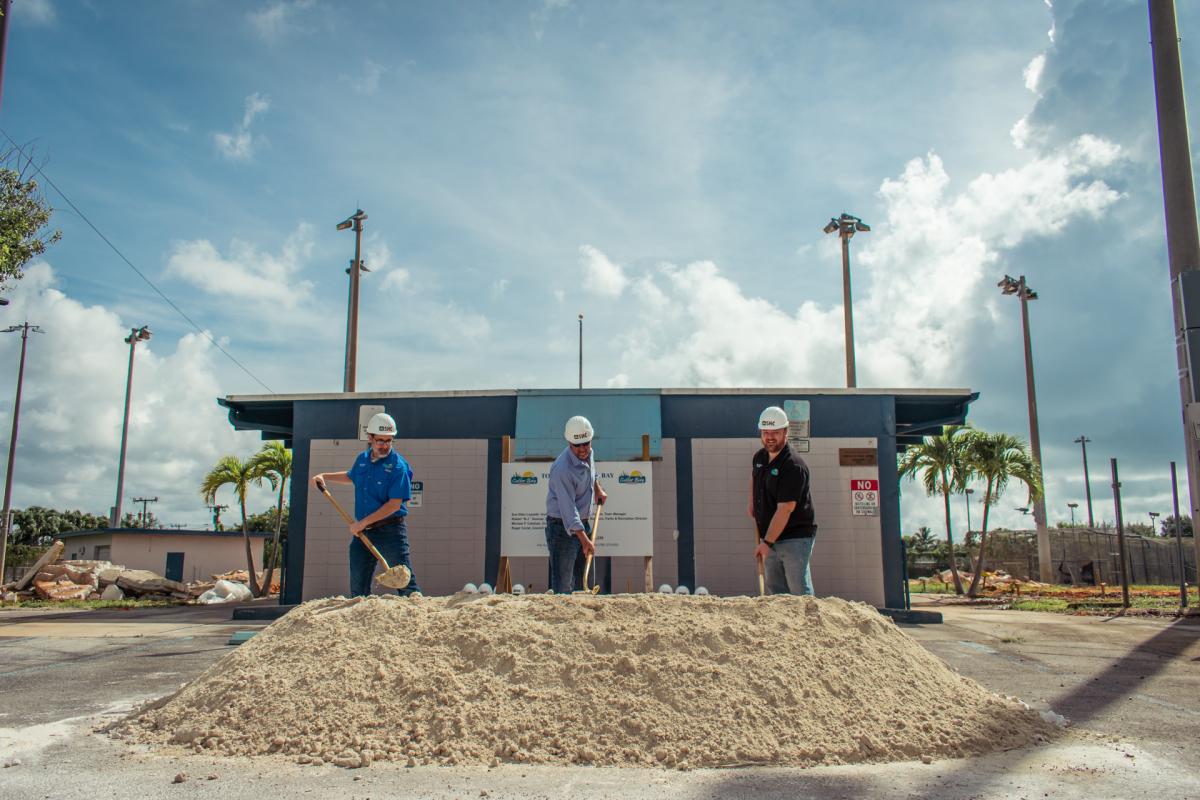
[317,482,394,570]
[581,503,604,591]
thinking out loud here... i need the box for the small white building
[57,528,272,583]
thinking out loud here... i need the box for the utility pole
[0,0,12,115]
[132,496,158,528]
[1074,435,1095,527]
[999,275,1052,582]
[208,503,228,531]
[1170,461,1188,607]
[1111,458,1131,609]
[337,210,368,392]
[112,326,151,528]
[824,213,870,388]
[1068,502,1079,528]
[0,322,42,584]
[578,313,583,389]
[1148,0,1200,588]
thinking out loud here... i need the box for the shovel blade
[375,564,412,590]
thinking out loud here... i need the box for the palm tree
[898,425,970,594]
[248,441,291,595]
[200,456,263,597]
[912,525,936,554]
[961,430,1042,597]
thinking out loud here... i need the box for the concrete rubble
[0,540,265,603]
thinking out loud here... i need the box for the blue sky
[0,0,1196,535]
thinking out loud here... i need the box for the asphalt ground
[0,595,1197,799]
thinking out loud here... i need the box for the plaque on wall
[839,447,877,467]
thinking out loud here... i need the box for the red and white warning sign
[850,478,879,517]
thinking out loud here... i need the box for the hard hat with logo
[366,412,397,437]
[564,415,594,444]
[758,406,789,431]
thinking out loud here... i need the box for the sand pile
[116,594,1058,769]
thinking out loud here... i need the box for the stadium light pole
[337,210,368,393]
[999,274,1052,582]
[823,213,870,388]
[111,326,151,528]
[0,322,42,583]
[1067,502,1079,528]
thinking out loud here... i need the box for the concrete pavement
[0,596,1196,799]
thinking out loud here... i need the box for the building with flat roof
[219,387,975,607]
[55,528,271,583]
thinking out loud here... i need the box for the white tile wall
[692,437,884,605]
[303,439,487,600]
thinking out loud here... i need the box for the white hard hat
[478,582,494,595]
[658,583,673,594]
[564,415,594,444]
[695,586,710,596]
[367,412,398,437]
[462,583,478,594]
[758,406,789,431]
[674,585,690,595]
[512,584,526,595]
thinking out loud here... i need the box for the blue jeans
[545,517,591,594]
[765,537,815,596]
[349,518,421,597]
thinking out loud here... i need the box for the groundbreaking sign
[501,463,654,557]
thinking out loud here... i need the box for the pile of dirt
[115,594,1059,768]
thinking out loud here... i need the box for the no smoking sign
[850,479,879,517]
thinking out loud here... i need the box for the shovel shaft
[318,484,394,571]
[581,503,604,591]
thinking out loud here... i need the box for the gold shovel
[580,502,604,594]
[316,480,411,590]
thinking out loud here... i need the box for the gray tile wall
[303,439,487,599]
[691,438,884,605]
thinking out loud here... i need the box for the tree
[11,507,108,545]
[247,441,292,596]
[1162,514,1194,538]
[910,525,936,554]
[961,430,1042,597]
[898,425,971,594]
[200,456,263,597]
[1,147,62,291]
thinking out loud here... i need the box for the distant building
[57,528,271,583]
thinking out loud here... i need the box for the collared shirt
[752,443,816,540]
[545,446,596,531]
[348,448,413,522]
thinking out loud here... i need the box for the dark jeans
[348,518,421,597]
[545,516,591,594]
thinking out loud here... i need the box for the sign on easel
[501,463,654,557]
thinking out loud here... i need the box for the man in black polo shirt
[748,405,817,595]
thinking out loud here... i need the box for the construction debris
[116,593,1060,769]
[1,541,256,603]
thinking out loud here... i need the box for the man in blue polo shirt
[311,412,421,597]
[545,415,607,593]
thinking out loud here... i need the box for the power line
[1,129,274,393]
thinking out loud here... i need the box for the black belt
[364,516,402,531]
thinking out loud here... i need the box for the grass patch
[0,598,179,610]
[1011,598,1070,613]
[909,578,1200,614]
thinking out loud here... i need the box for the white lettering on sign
[850,478,879,517]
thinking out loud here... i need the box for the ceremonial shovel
[315,480,411,590]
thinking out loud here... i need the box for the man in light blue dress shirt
[545,415,608,593]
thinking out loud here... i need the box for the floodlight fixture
[822,219,839,234]
[822,211,871,387]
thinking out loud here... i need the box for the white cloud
[214,93,271,161]
[530,0,572,41]
[1023,53,1046,94]
[165,224,314,311]
[0,264,268,528]
[380,268,411,294]
[584,134,1122,390]
[579,244,628,297]
[342,58,386,96]
[248,0,316,41]
[15,0,55,25]
[491,278,510,299]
